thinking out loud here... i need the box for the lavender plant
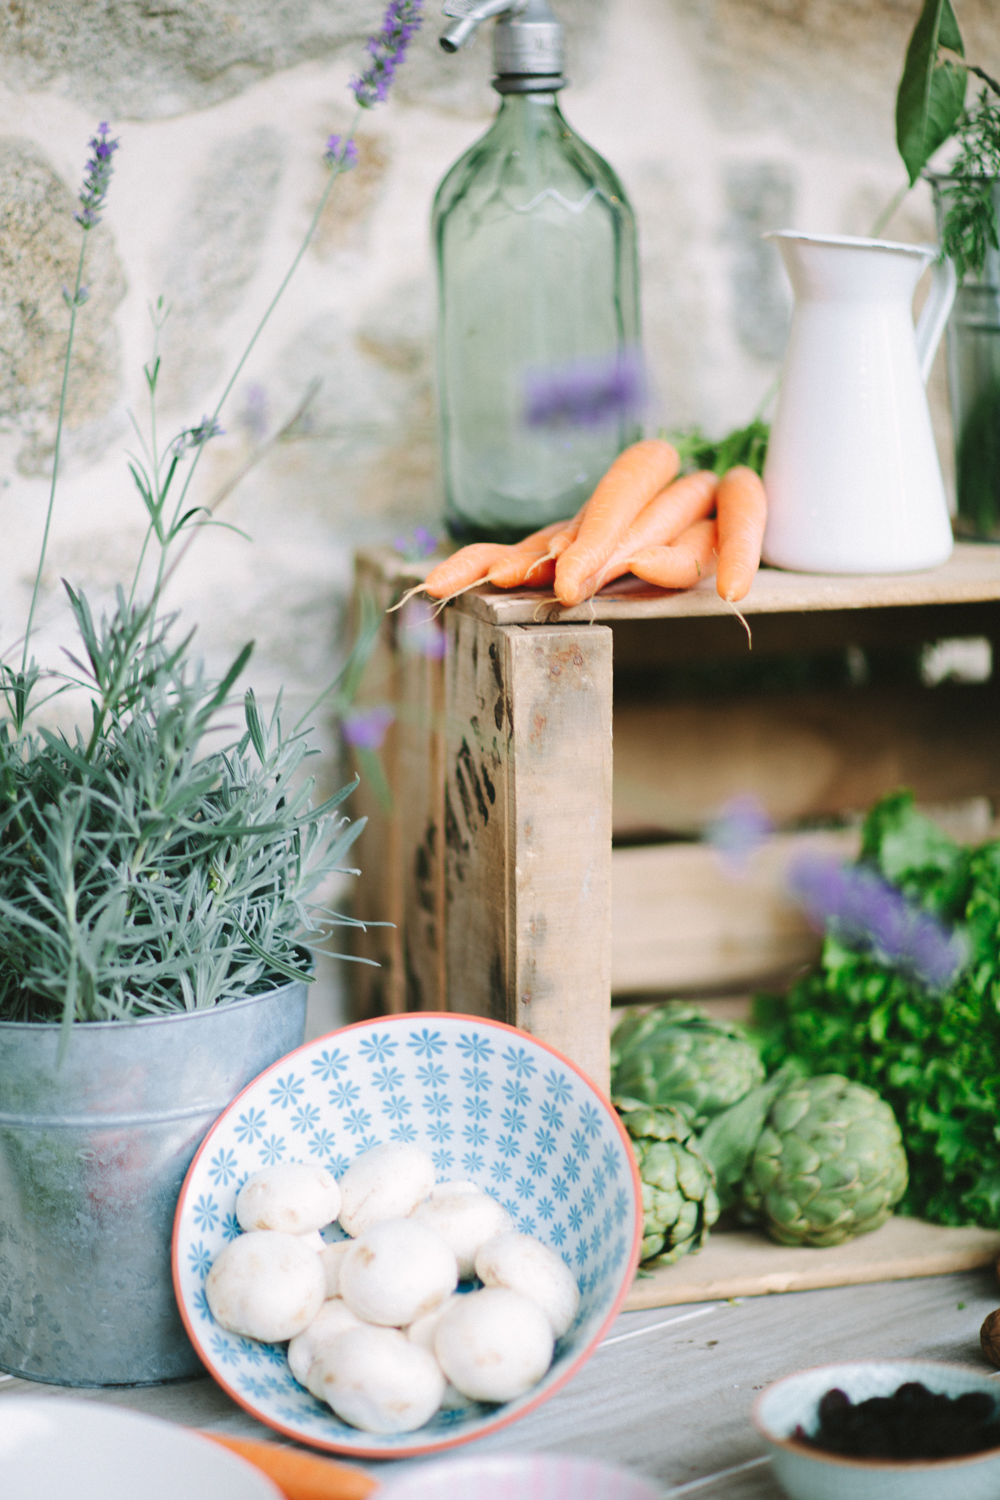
[0,1,423,1042]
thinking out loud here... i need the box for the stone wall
[0,0,992,1030]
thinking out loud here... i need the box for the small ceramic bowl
[173,1013,643,1460]
[379,1453,663,1499]
[754,1360,1000,1500]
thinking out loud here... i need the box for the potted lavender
[0,0,421,1389]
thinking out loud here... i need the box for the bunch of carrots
[415,439,767,616]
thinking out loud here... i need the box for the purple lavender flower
[393,526,439,561]
[401,599,446,660]
[787,852,967,991]
[325,135,359,171]
[707,794,773,877]
[523,347,647,430]
[171,416,225,457]
[75,122,119,230]
[240,384,269,443]
[350,0,424,108]
[342,705,395,750]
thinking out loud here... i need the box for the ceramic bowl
[754,1360,1000,1500]
[379,1453,663,1499]
[173,1013,642,1459]
[0,1397,281,1500]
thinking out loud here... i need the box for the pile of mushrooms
[205,1142,581,1434]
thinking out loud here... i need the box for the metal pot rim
[0,970,310,1035]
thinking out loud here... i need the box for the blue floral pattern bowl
[172,1014,642,1458]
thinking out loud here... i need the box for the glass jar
[930,174,1000,540]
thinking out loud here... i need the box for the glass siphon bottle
[434,0,641,541]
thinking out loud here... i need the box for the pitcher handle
[915,254,958,384]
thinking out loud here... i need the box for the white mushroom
[236,1163,341,1235]
[412,1191,513,1278]
[407,1295,475,1411]
[475,1231,580,1338]
[434,1287,554,1403]
[206,1231,325,1343]
[287,1298,362,1389]
[318,1240,352,1299]
[337,1142,436,1237]
[406,1295,458,1349]
[430,1180,481,1199]
[313,1325,445,1434]
[340,1217,458,1327]
[297,1229,326,1254]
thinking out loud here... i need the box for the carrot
[586,469,718,595]
[626,518,719,591]
[487,516,578,589]
[555,439,680,607]
[201,1433,376,1500]
[715,465,767,604]
[421,543,510,600]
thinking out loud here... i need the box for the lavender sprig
[325,135,359,170]
[171,416,225,457]
[350,0,424,108]
[524,347,647,430]
[75,122,119,230]
[788,852,968,991]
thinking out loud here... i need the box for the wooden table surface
[4,1269,999,1496]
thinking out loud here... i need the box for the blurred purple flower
[342,705,395,750]
[75,121,119,230]
[351,0,423,108]
[325,135,359,170]
[240,383,269,443]
[523,347,647,430]
[788,853,967,991]
[171,416,225,456]
[393,526,439,561]
[401,599,446,660]
[707,794,773,877]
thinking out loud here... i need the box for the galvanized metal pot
[0,980,306,1386]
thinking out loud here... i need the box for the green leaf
[896,0,967,185]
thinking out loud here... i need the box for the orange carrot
[555,439,680,607]
[201,1433,377,1500]
[421,543,510,600]
[715,465,767,604]
[587,469,718,595]
[487,516,578,588]
[627,518,719,591]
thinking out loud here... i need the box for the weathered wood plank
[5,1270,997,1499]
[610,830,856,995]
[612,685,1000,840]
[624,1218,1000,1312]
[456,541,1000,625]
[443,615,614,1091]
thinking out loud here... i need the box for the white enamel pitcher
[762,232,958,574]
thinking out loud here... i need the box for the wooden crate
[349,544,1000,1093]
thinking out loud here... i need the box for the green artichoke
[611,1006,765,1129]
[617,1100,720,1265]
[742,1074,908,1247]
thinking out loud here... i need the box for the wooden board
[442,614,614,1092]
[624,1216,1000,1311]
[611,830,856,994]
[458,541,1000,625]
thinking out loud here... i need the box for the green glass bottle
[434,0,641,542]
